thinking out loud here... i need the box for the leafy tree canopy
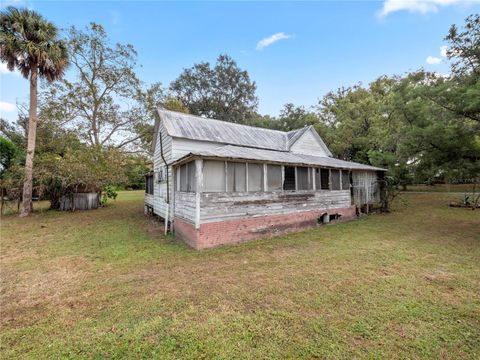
[170,54,258,124]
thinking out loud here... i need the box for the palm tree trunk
[20,63,38,217]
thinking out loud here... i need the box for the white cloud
[426,56,442,64]
[0,101,16,113]
[378,0,468,17]
[440,45,448,57]
[256,32,292,50]
[0,62,20,76]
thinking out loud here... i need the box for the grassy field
[404,183,477,193]
[1,191,479,359]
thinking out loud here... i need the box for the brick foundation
[173,206,356,250]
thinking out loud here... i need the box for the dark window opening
[320,169,330,190]
[283,166,296,190]
[341,170,350,190]
[331,169,341,190]
[329,213,341,221]
[145,174,154,195]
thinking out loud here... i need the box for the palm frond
[0,6,69,81]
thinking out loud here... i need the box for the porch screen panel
[331,169,341,190]
[267,164,282,191]
[320,169,330,190]
[341,170,350,190]
[203,160,226,192]
[315,168,321,190]
[283,166,296,190]
[297,167,312,190]
[247,163,263,192]
[227,162,246,192]
[187,161,196,192]
[180,164,187,192]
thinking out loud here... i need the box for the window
[297,167,313,190]
[157,166,166,183]
[267,164,282,191]
[331,169,341,190]
[341,170,350,190]
[179,164,187,192]
[247,163,263,192]
[283,166,296,190]
[227,162,246,192]
[320,169,330,190]
[203,160,226,192]
[145,174,154,195]
[187,161,196,192]
[176,161,196,192]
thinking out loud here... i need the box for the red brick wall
[173,206,356,250]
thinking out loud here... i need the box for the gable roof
[159,109,287,151]
[154,109,331,155]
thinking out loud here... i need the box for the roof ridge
[158,108,306,136]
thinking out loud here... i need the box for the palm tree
[1,7,69,216]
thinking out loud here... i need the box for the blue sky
[1,0,479,123]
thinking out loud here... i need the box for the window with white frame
[176,161,196,192]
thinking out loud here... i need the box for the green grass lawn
[404,183,477,193]
[1,191,479,359]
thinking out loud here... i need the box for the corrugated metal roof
[286,126,310,148]
[172,145,386,171]
[160,109,288,151]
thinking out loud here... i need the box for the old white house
[145,109,385,249]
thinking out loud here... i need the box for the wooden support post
[281,165,285,191]
[329,169,332,190]
[245,163,249,192]
[195,159,203,229]
[312,168,316,190]
[224,161,228,192]
[263,163,268,191]
[294,166,298,191]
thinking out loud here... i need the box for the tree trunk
[20,64,38,217]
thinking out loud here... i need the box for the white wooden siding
[200,190,350,223]
[172,138,224,161]
[290,130,329,157]
[145,193,154,206]
[174,192,196,222]
[152,120,173,219]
